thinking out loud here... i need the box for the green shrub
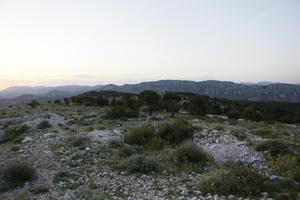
[269,155,300,178]
[145,137,168,151]
[253,129,274,138]
[120,155,159,173]
[105,106,138,119]
[173,143,213,166]
[118,146,142,158]
[76,187,112,200]
[255,139,290,157]
[53,170,72,183]
[37,120,52,130]
[124,126,156,145]
[30,186,49,194]
[199,165,268,197]
[4,124,30,141]
[293,169,300,182]
[1,162,37,191]
[108,138,123,149]
[158,120,195,145]
[70,135,90,147]
[231,128,248,140]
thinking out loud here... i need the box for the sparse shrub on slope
[0,162,37,191]
[105,106,138,119]
[253,128,274,138]
[255,139,290,157]
[269,155,300,179]
[199,165,268,197]
[37,120,52,130]
[173,143,214,166]
[4,123,30,142]
[70,135,90,147]
[118,146,143,158]
[124,126,156,146]
[158,119,195,145]
[120,155,160,173]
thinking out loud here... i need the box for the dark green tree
[188,95,208,116]
[27,100,40,108]
[161,92,182,117]
[139,90,161,116]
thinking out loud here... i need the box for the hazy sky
[0,0,299,89]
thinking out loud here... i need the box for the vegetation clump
[253,128,274,138]
[37,120,52,130]
[53,170,72,183]
[173,143,214,166]
[119,155,160,173]
[255,139,290,157]
[199,165,268,197]
[4,124,30,142]
[105,106,138,119]
[269,155,300,179]
[0,162,37,191]
[118,146,142,158]
[158,119,195,145]
[70,135,90,147]
[124,126,156,146]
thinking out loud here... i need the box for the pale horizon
[1,0,299,90]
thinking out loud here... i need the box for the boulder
[86,130,121,144]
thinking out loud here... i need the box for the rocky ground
[0,103,299,200]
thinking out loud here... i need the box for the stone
[22,136,33,143]
[87,129,121,144]
[0,129,5,142]
[44,133,56,138]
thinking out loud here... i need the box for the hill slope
[96,80,300,102]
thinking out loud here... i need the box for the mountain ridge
[0,80,300,108]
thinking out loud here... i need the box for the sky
[0,0,299,89]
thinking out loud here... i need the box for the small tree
[188,95,208,116]
[64,98,70,106]
[162,92,181,117]
[95,96,109,107]
[139,90,161,116]
[27,100,40,108]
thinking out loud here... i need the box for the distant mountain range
[0,80,300,108]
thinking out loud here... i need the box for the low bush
[269,155,300,178]
[1,162,37,191]
[105,106,138,119]
[30,186,49,194]
[4,124,30,142]
[118,146,142,158]
[200,165,300,198]
[173,143,213,166]
[70,135,90,147]
[145,137,168,151]
[124,126,156,146]
[293,169,300,182]
[37,120,52,130]
[231,128,248,140]
[157,120,195,145]
[119,155,159,173]
[199,165,268,197]
[108,138,124,149]
[76,187,112,200]
[253,128,274,138]
[255,139,290,157]
[53,170,72,183]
